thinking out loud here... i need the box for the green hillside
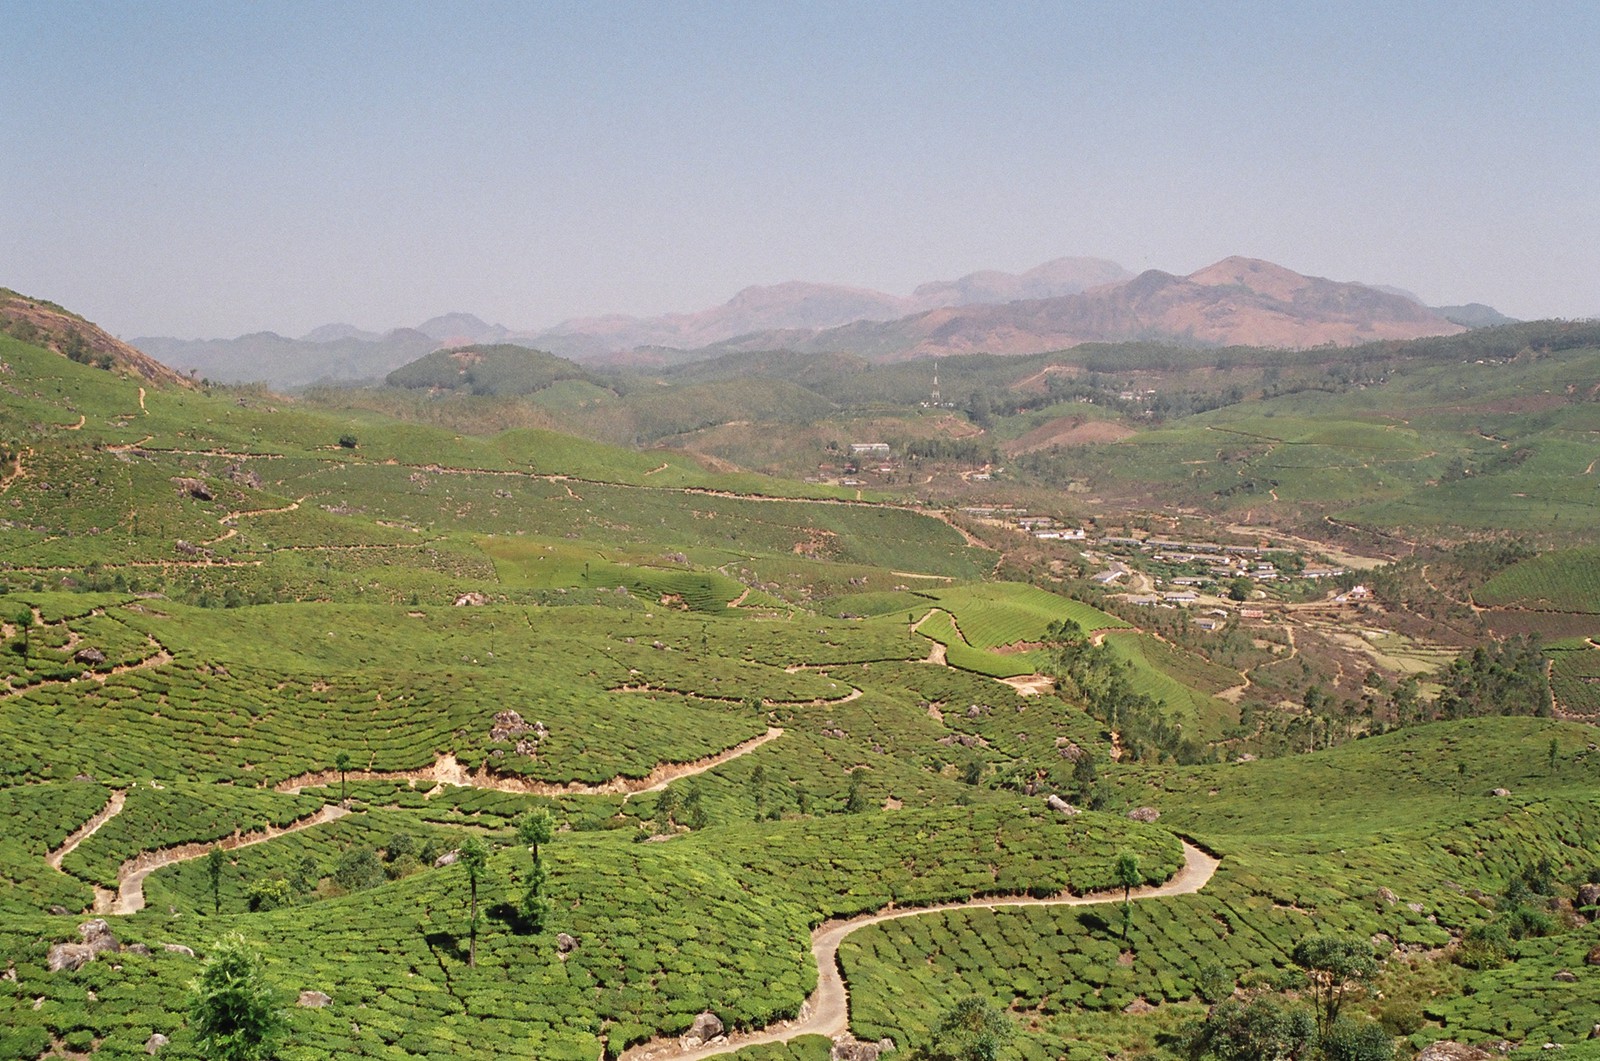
[1,313,1598,1061]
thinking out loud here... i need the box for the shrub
[187,934,286,1061]
[332,847,384,892]
[246,877,293,912]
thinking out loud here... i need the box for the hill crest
[0,289,192,387]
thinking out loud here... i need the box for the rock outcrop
[48,920,121,971]
[1045,794,1080,816]
[681,1011,724,1048]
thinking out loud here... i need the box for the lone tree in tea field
[515,808,553,862]
[206,845,225,915]
[515,809,554,931]
[459,835,491,967]
[846,767,868,813]
[333,751,351,806]
[1292,934,1378,1034]
[10,606,31,659]
[187,933,286,1061]
[1115,850,1141,941]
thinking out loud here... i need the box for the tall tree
[206,845,225,915]
[515,809,554,863]
[1292,934,1378,1035]
[1115,851,1141,941]
[681,780,708,829]
[187,933,286,1061]
[11,606,31,660]
[750,764,767,820]
[845,767,867,814]
[515,809,555,932]
[333,751,351,806]
[459,836,490,967]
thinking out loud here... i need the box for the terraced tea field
[4,324,1600,1061]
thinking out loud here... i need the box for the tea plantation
[3,325,1600,1061]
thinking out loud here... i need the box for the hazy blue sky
[4,1,1597,338]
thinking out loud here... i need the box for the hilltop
[0,289,191,388]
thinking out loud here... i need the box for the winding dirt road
[275,727,784,798]
[94,804,351,915]
[45,789,127,870]
[621,840,1221,1061]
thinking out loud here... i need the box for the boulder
[47,943,95,972]
[1553,969,1577,982]
[298,990,332,1008]
[1376,887,1398,905]
[1577,883,1600,910]
[174,477,213,501]
[682,1011,724,1047]
[124,943,152,957]
[48,905,70,916]
[435,851,458,867]
[1045,794,1080,816]
[162,943,195,958]
[1586,944,1600,967]
[1127,806,1161,823]
[488,711,547,756]
[144,1032,169,1055]
[80,919,119,956]
[556,933,579,954]
[1418,1043,1495,1061]
[1491,788,1511,798]
[831,1038,895,1061]
[74,646,106,665]
[453,591,490,607]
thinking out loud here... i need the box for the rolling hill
[2,291,1598,1060]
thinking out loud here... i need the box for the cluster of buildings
[960,507,1088,542]
[811,442,899,487]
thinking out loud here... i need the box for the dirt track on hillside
[621,840,1221,1061]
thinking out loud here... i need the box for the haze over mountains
[132,256,1502,388]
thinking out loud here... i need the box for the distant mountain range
[529,257,1134,360]
[692,257,1471,361]
[131,256,1506,387]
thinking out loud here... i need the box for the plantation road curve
[45,789,127,870]
[621,839,1221,1061]
[95,804,350,915]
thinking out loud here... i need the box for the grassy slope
[2,327,1599,1060]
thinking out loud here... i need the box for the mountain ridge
[695,256,1467,360]
[128,255,1492,385]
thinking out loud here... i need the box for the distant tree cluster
[1048,620,1198,764]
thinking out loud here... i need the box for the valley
[1,292,1599,1061]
